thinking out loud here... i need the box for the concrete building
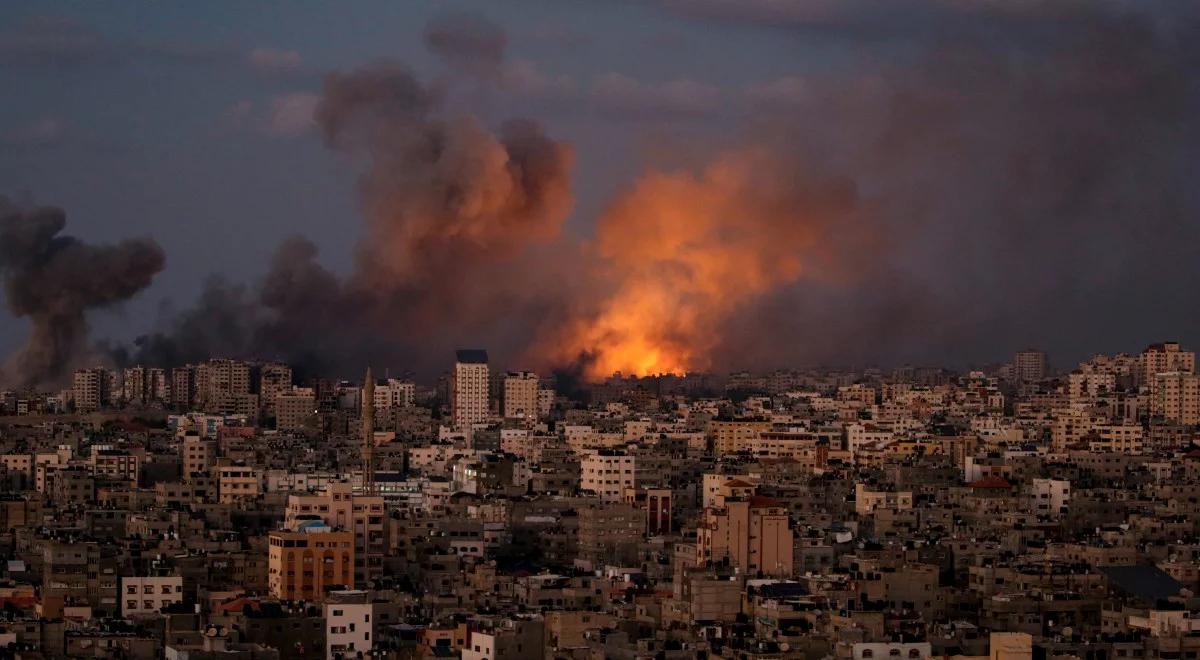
[285,482,385,585]
[267,523,354,603]
[217,464,261,503]
[1140,341,1195,385]
[73,367,111,413]
[1014,349,1047,382]
[502,371,540,426]
[120,575,183,618]
[277,392,317,432]
[581,450,635,502]
[325,590,374,660]
[196,358,252,411]
[258,362,293,419]
[1030,478,1071,518]
[1149,371,1200,424]
[697,482,793,577]
[452,349,490,431]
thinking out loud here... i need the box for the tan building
[1014,349,1047,382]
[1149,371,1200,424]
[120,575,183,618]
[196,358,251,411]
[73,367,111,413]
[217,464,261,503]
[697,482,793,577]
[277,392,316,432]
[580,450,635,502]
[267,525,354,602]
[709,418,772,454]
[1140,341,1195,385]
[502,371,539,425]
[285,482,384,585]
[182,433,216,478]
[855,483,914,515]
[257,362,293,419]
[452,349,490,431]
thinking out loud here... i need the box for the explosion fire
[547,150,857,380]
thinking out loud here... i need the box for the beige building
[709,418,772,454]
[697,482,793,577]
[257,362,293,419]
[217,464,261,503]
[855,483,914,515]
[195,358,251,411]
[452,349,490,431]
[1140,341,1195,385]
[1013,349,1047,382]
[73,367,111,413]
[285,482,385,585]
[120,575,183,618]
[502,371,540,425]
[1149,371,1200,424]
[277,391,316,432]
[182,433,216,478]
[267,525,354,603]
[581,451,635,502]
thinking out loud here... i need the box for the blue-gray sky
[2,1,1199,381]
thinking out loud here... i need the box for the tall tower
[362,366,375,495]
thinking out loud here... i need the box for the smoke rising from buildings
[0,197,165,387]
[19,2,1198,381]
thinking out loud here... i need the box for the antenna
[362,366,375,496]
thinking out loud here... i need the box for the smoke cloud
[0,197,164,387]
[96,2,1200,380]
[124,51,573,378]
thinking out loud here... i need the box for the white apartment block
[326,596,373,659]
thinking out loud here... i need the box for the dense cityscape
[0,343,1196,658]
[4,0,1200,659]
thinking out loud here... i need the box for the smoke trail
[0,197,164,386]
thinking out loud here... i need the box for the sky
[1,1,1198,384]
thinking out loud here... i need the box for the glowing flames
[547,150,856,380]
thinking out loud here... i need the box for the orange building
[267,523,354,603]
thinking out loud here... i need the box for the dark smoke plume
[116,3,1200,379]
[0,197,164,386]
[124,52,573,378]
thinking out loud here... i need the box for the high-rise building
[696,480,793,578]
[451,349,490,431]
[73,367,111,413]
[121,366,147,405]
[257,362,293,420]
[146,367,168,403]
[502,371,539,425]
[1140,342,1195,386]
[196,358,251,411]
[1149,371,1200,425]
[1013,349,1047,382]
[171,366,196,411]
[277,391,316,432]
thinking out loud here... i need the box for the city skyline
[3,1,1200,387]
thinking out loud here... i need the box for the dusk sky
[2,1,1198,383]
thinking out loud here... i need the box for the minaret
[362,366,375,496]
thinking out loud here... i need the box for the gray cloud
[0,198,165,387]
